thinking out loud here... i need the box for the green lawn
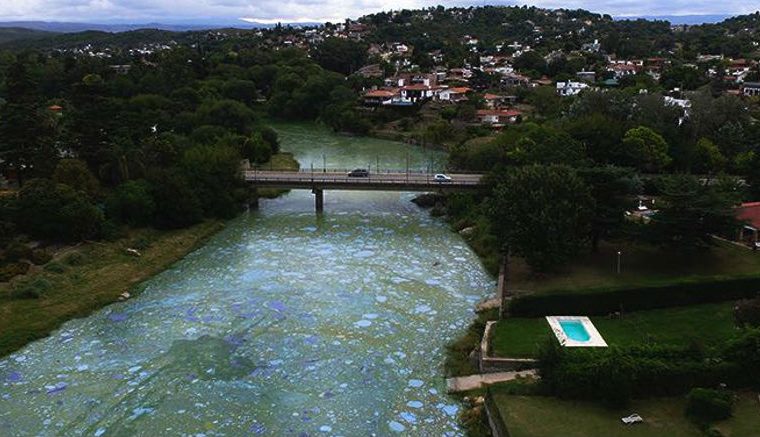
[490,302,737,358]
[510,240,760,294]
[491,392,760,437]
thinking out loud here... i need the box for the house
[438,87,471,102]
[736,202,760,245]
[477,109,522,127]
[483,93,515,108]
[363,89,397,106]
[501,72,530,87]
[448,68,473,82]
[742,82,760,97]
[608,63,639,79]
[556,81,589,96]
[575,71,596,83]
[400,84,437,103]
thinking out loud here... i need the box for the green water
[0,123,494,436]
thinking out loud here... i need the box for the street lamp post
[616,251,622,274]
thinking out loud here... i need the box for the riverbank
[0,220,225,357]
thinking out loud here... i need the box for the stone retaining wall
[479,321,538,373]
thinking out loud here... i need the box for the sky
[0,0,757,24]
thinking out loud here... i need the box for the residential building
[476,109,522,127]
[742,82,760,97]
[556,81,589,96]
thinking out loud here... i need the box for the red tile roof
[364,89,397,98]
[737,202,760,229]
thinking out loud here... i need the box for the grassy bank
[490,392,760,437]
[490,302,737,358]
[510,240,760,294]
[0,220,225,357]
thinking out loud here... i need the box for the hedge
[510,275,760,317]
[538,330,760,407]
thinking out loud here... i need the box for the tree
[52,159,99,197]
[195,99,256,135]
[0,61,57,183]
[105,179,156,226]
[618,126,672,172]
[149,169,203,229]
[311,38,367,75]
[648,175,741,248]
[488,165,593,272]
[564,113,626,165]
[495,123,588,167]
[15,178,103,241]
[578,166,641,252]
[181,145,247,219]
[692,138,726,175]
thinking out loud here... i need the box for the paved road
[244,170,484,191]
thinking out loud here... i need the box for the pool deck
[546,316,608,347]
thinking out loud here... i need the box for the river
[0,123,494,436]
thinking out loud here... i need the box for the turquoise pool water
[559,320,591,342]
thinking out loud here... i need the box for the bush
[43,261,67,274]
[29,249,52,265]
[510,275,760,317]
[734,296,760,328]
[538,340,746,407]
[2,242,32,262]
[62,251,88,266]
[0,262,30,282]
[10,277,52,299]
[686,388,734,422]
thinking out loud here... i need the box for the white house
[556,81,589,96]
[743,82,760,97]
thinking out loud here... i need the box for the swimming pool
[545,316,608,347]
[559,320,591,342]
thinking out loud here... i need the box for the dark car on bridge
[347,168,370,177]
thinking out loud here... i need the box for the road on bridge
[244,170,484,189]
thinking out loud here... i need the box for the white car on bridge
[433,173,452,182]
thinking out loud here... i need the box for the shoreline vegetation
[0,220,225,357]
[0,152,300,358]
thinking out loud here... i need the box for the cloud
[0,0,756,23]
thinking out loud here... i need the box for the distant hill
[0,27,55,44]
[615,14,732,25]
[0,20,322,33]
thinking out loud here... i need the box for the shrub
[686,388,734,422]
[62,251,88,266]
[510,275,760,317]
[29,249,52,265]
[43,261,67,274]
[538,341,746,407]
[734,297,760,328]
[3,242,32,262]
[10,277,52,299]
[0,262,30,282]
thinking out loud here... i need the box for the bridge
[244,169,485,212]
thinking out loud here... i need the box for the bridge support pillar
[312,188,324,213]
